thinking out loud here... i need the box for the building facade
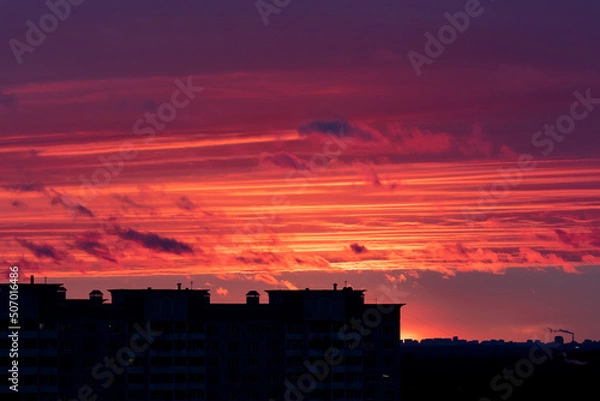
[1,279,404,401]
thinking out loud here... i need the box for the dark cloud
[10,200,27,208]
[112,226,194,254]
[143,100,158,112]
[50,192,95,218]
[350,243,368,254]
[260,152,309,171]
[2,182,45,192]
[370,168,382,187]
[73,231,117,263]
[176,196,197,211]
[113,194,153,212]
[555,229,600,249]
[16,239,63,261]
[298,119,384,142]
[0,92,16,109]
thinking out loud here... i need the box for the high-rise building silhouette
[1,280,404,401]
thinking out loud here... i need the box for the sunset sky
[1,0,599,341]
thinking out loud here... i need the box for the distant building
[0,281,404,401]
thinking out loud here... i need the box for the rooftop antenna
[344,280,348,288]
[190,280,193,290]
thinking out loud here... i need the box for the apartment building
[0,279,404,401]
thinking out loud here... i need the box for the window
[129,374,145,384]
[248,358,259,367]
[39,339,57,348]
[286,356,303,366]
[83,323,95,333]
[286,323,302,333]
[59,358,73,368]
[128,390,145,400]
[60,322,74,331]
[189,373,205,382]
[189,357,205,366]
[286,340,302,349]
[151,390,171,400]
[188,389,205,399]
[318,298,332,317]
[152,356,173,367]
[383,325,396,336]
[248,342,259,352]
[189,340,204,350]
[159,298,174,317]
[83,340,95,352]
[227,341,239,352]
[189,322,205,332]
[151,374,172,384]
[332,373,344,382]
[40,375,56,385]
